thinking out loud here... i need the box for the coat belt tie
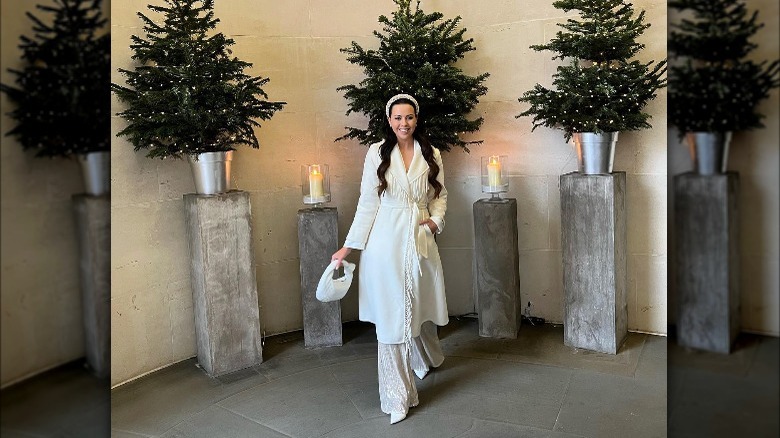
[407,202,430,284]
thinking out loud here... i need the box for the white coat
[344,140,449,344]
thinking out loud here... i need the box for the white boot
[390,412,407,424]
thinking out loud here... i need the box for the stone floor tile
[418,389,561,430]
[328,358,377,385]
[260,331,309,361]
[255,347,327,381]
[215,366,266,385]
[748,336,780,380]
[632,333,667,385]
[58,403,111,437]
[318,413,474,438]
[341,381,384,420]
[218,368,363,437]
[457,419,587,438]
[109,429,154,437]
[339,342,379,362]
[432,356,572,404]
[439,318,508,359]
[499,323,647,377]
[553,369,666,438]
[339,367,439,422]
[313,345,359,364]
[159,405,292,438]
[110,358,268,436]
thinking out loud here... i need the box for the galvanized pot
[188,151,233,195]
[77,151,110,196]
[686,132,731,175]
[572,132,619,174]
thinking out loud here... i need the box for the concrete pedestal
[73,195,110,378]
[674,172,740,353]
[297,207,342,348]
[560,172,627,354]
[473,198,521,339]
[184,191,263,376]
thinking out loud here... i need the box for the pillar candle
[309,165,324,198]
[487,156,502,187]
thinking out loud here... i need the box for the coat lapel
[406,140,428,184]
[390,140,429,200]
[389,145,411,197]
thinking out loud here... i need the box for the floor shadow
[0,359,110,437]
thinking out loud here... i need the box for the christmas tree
[668,0,779,135]
[337,0,489,152]
[0,0,110,158]
[518,0,666,141]
[112,0,285,160]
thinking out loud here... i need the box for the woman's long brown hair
[377,99,443,198]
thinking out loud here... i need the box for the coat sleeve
[428,147,447,234]
[343,144,382,249]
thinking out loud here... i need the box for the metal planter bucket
[77,151,110,196]
[188,151,233,195]
[686,132,731,175]
[572,132,619,174]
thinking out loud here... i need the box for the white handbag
[315,260,355,302]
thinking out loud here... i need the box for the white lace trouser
[377,321,445,415]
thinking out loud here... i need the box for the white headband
[385,94,420,117]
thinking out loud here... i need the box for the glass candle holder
[302,164,331,205]
[481,155,509,198]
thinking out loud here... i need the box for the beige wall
[668,0,779,335]
[0,0,110,387]
[111,0,668,386]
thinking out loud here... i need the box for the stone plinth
[184,191,262,376]
[473,198,521,339]
[674,172,740,353]
[560,172,627,354]
[298,207,342,348]
[73,195,110,378]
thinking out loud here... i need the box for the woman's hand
[419,218,438,234]
[331,247,352,268]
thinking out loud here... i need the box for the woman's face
[387,103,417,142]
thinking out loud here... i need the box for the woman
[331,94,449,424]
